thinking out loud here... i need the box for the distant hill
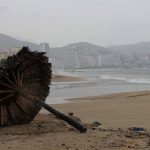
[64,42,110,55]
[0,33,40,51]
[0,34,110,56]
[1,33,150,56]
[50,42,111,58]
[109,41,150,54]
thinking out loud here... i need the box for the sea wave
[53,69,79,77]
[100,75,150,84]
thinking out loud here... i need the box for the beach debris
[147,138,150,146]
[128,127,146,132]
[125,127,149,139]
[91,121,101,127]
[0,47,87,133]
[68,112,81,123]
[89,121,102,130]
[84,121,102,131]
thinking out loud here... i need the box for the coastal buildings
[8,47,20,56]
[1,42,150,69]
[97,54,121,68]
[79,55,96,68]
[49,56,63,69]
[0,51,7,60]
[63,49,80,69]
[40,43,50,56]
[0,47,21,60]
[97,55,102,67]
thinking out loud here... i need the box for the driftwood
[39,100,87,132]
[0,47,87,132]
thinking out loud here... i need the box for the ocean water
[46,68,150,104]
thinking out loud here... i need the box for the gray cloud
[0,0,150,47]
[0,6,7,12]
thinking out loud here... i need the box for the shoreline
[52,74,84,82]
[48,72,150,104]
[66,90,150,102]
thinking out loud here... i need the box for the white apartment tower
[40,43,50,56]
[63,49,80,69]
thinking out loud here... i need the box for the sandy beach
[53,91,150,128]
[1,91,150,150]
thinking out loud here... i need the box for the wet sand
[52,74,83,82]
[1,91,150,150]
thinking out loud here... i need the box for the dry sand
[54,91,150,128]
[1,91,150,149]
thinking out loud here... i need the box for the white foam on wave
[100,75,150,84]
[128,79,150,84]
[100,75,126,80]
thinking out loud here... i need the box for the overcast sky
[0,0,150,47]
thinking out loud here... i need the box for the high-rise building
[63,49,80,69]
[49,56,63,69]
[40,43,50,56]
[79,55,96,68]
[98,55,102,67]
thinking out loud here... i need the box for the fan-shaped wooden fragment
[0,47,51,126]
